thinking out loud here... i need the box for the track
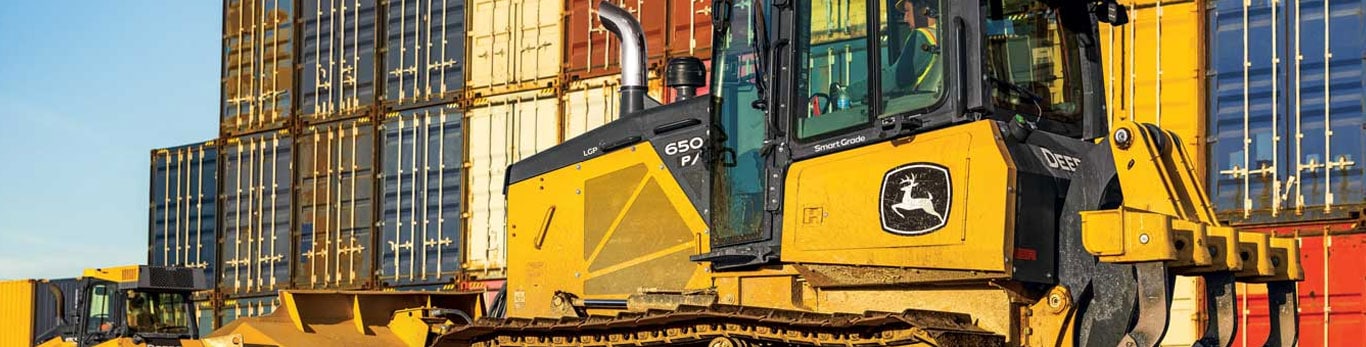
[437,304,1004,347]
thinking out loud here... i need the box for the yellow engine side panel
[781,121,1017,272]
[505,144,712,318]
[0,280,36,347]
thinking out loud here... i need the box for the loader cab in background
[41,266,207,347]
[700,0,1119,267]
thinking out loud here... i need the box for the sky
[0,2,221,279]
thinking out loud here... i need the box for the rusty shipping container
[150,141,220,289]
[217,295,279,328]
[562,0,668,80]
[1099,0,1206,179]
[379,104,465,287]
[222,0,296,137]
[667,0,712,58]
[385,0,466,106]
[300,0,379,123]
[1207,0,1366,224]
[295,118,376,290]
[1233,221,1365,346]
[466,0,562,95]
[465,88,561,279]
[220,130,294,297]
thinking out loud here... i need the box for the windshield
[983,0,1085,127]
[709,0,768,246]
[125,291,192,335]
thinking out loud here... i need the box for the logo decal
[880,163,951,235]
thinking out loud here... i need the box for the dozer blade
[438,304,1004,346]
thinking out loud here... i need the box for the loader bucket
[208,290,484,347]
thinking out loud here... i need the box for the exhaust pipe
[597,1,647,117]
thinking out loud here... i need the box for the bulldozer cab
[703,0,1121,267]
[44,266,207,346]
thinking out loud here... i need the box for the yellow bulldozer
[6,0,1305,346]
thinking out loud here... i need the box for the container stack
[1100,0,1366,344]
[152,0,717,330]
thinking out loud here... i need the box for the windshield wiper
[986,74,1047,116]
[748,0,771,111]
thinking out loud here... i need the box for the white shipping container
[1160,276,1204,346]
[560,75,666,140]
[466,0,561,93]
[465,89,560,278]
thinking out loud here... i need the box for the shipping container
[300,0,380,123]
[222,0,296,137]
[465,88,560,278]
[560,74,666,139]
[378,103,466,287]
[384,0,467,106]
[667,0,713,58]
[218,295,279,327]
[1099,0,1207,180]
[149,141,220,290]
[195,299,216,337]
[386,279,505,310]
[0,279,79,346]
[467,0,562,95]
[1160,276,1205,346]
[220,130,294,297]
[1234,221,1363,346]
[294,118,377,290]
[562,0,668,80]
[1207,0,1366,224]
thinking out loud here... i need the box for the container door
[222,0,295,136]
[300,0,379,122]
[384,0,466,105]
[220,132,293,297]
[150,142,219,288]
[295,119,377,290]
[379,104,465,287]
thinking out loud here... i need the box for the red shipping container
[667,0,712,58]
[563,0,669,80]
[1234,221,1366,347]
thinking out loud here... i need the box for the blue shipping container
[383,0,466,105]
[222,0,295,137]
[149,141,219,288]
[219,131,294,297]
[294,118,376,290]
[300,0,379,122]
[195,300,215,337]
[1207,0,1366,223]
[378,103,464,287]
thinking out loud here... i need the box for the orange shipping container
[1234,221,1365,346]
[562,0,669,80]
[667,0,712,58]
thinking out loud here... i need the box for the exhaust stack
[597,1,647,117]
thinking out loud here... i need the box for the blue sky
[0,2,221,279]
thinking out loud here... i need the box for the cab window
[983,0,1084,129]
[84,284,112,334]
[798,0,944,140]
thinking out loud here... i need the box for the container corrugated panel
[667,0,712,58]
[218,295,279,327]
[1234,228,1366,346]
[295,118,376,290]
[1207,0,1366,224]
[561,74,666,140]
[1158,276,1204,346]
[465,89,560,278]
[563,0,668,80]
[467,0,561,95]
[1099,0,1206,180]
[378,103,465,287]
[31,278,78,344]
[150,141,219,289]
[222,0,295,137]
[384,0,466,106]
[220,130,294,297]
[300,0,379,123]
[195,299,216,337]
[0,280,35,346]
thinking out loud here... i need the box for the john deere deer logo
[880,164,951,235]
